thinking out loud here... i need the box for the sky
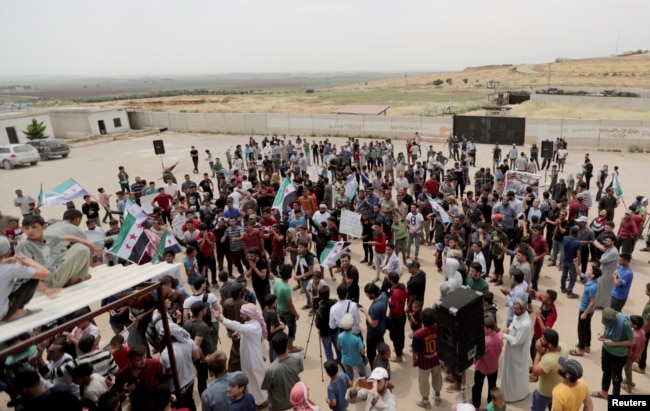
[1,0,649,76]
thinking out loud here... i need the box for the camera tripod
[304,303,325,382]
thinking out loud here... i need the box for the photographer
[316,285,341,362]
[245,247,270,310]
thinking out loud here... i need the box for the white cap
[368,367,389,381]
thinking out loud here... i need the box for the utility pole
[547,64,551,88]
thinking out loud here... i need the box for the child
[15,214,93,292]
[486,387,506,411]
[325,360,352,411]
[109,334,129,370]
[228,373,256,411]
[624,315,647,393]
[337,313,367,380]
[263,294,285,362]
[373,342,395,390]
[407,300,423,338]
[183,246,201,286]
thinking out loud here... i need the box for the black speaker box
[434,287,485,374]
[541,140,554,159]
[153,139,165,155]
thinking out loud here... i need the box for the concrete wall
[526,118,650,148]
[128,111,453,140]
[0,114,54,144]
[130,111,650,150]
[530,93,650,110]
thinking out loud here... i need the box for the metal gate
[453,115,525,145]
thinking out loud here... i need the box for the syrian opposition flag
[426,194,451,225]
[320,240,351,269]
[612,173,623,198]
[44,178,90,206]
[147,229,184,264]
[272,177,297,217]
[110,200,150,264]
[344,174,359,198]
[360,172,371,187]
[37,183,44,208]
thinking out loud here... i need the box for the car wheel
[62,153,69,158]
[31,161,39,166]
[40,155,49,161]
[2,160,13,170]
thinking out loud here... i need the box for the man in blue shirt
[610,253,633,312]
[201,351,243,411]
[561,226,582,298]
[573,262,602,356]
[360,283,388,368]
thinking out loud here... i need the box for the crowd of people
[0,132,649,411]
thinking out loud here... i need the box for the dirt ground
[1,133,649,409]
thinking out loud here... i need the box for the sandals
[529,375,538,382]
[570,349,584,357]
[591,391,607,399]
[633,363,645,374]
[446,385,461,393]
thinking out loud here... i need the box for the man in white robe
[593,235,618,308]
[501,297,532,403]
[217,303,269,408]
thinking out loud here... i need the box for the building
[0,106,131,144]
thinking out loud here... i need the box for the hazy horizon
[1,0,648,76]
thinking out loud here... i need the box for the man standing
[412,307,442,408]
[508,144,518,169]
[598,187,619,222]
[201,351,243,411]
[593,308,634,400]
[14,189,34,217]
[405,203,424,263]
[330,284,363,339]
[552,358,593,411]
[340,253,360,303]
[274,264,303,353]
[191,145,199,174]
[386,271,407,363]
[294,240,315,309]
[530,224,549,291]
[159,324,201,411]
[530,329,568,411]
[360,283,388,368]
[406,260,426,311]
[115,344,166,411]
[471,316,503,410]
[367,223,387,282]
[593,233,619,309]
[183,301,216,395]
[81,195,101,226]
[595,165,609,202]
[501,298,532,403]
[561,226,582,299]
[262,333,304,411]
[610,253,633,312]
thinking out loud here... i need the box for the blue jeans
[344,362,367,380]
[407,232,421,259]
[561,260,577,293]
[320,334,341,362]
[531,389,552,411]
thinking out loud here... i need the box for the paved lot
[2,132,649,408]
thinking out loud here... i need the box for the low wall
[530,93,650,110]
[129,111,650,150]
[128,112,453,140]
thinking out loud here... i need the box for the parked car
[0,144,40,169]
[26,138,71,160]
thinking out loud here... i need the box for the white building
[0,110,54,144]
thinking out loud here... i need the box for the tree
[445,78,453,85]
[433,79,444,86]
[23,118,49,140]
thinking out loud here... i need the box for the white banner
[171,214,187,239]
[339,209,362,238]
[502,171,541,197]
[139,193,158,215]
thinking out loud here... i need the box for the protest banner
[139,194,158,214]
[502,171,541,197]
[339,209,362,238]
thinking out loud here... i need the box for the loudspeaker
[153,140,165,155]
[541,140,554,159]
[434,287,485,374]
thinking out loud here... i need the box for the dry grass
[105,54,650,118]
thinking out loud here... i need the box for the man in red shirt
[152,188,174,225]
[471,316,503,410]
[196,223,217,285]
[115,344,166,411]
[387,271,408,363]
[367,223,386,282]
[529,289,558,375]
[412,307,442,408]
[530,224,550,291]
[242,221,263,255]
[424,175,439,198]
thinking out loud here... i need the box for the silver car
[0,144,40,169]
